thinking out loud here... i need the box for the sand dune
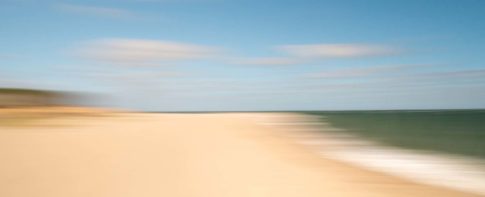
[0,112,480,197]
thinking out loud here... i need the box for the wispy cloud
[279,44,397,58]
[56,3,135,19]
[353,68,485,91]
[78,38,220,66]
[306,65,411,79]
[230,57,302,66]
[77,39,397,67]
[383,68,485,87]
[415,69,485,79]
[232,43,398,66]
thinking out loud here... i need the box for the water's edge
[250,113,485,196]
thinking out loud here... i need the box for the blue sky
[1,0,485,111]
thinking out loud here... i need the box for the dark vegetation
[0,88,65,107]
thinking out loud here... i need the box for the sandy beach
[0,111,481,197]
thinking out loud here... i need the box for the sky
[1,0,485,111]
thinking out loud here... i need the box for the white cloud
[78,38,220,66]
[279,44,396,58]
[56,3,135,19]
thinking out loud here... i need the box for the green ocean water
[304,110,485,159]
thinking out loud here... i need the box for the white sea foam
[252,113,485,195]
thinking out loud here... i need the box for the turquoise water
[304,110,485,159]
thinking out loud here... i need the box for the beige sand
[0,112,480,197]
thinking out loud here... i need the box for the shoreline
[0,110,481,196]
[253,113,485,195]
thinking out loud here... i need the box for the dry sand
[0,111,481,197]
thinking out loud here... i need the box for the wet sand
[0,111,480,197]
